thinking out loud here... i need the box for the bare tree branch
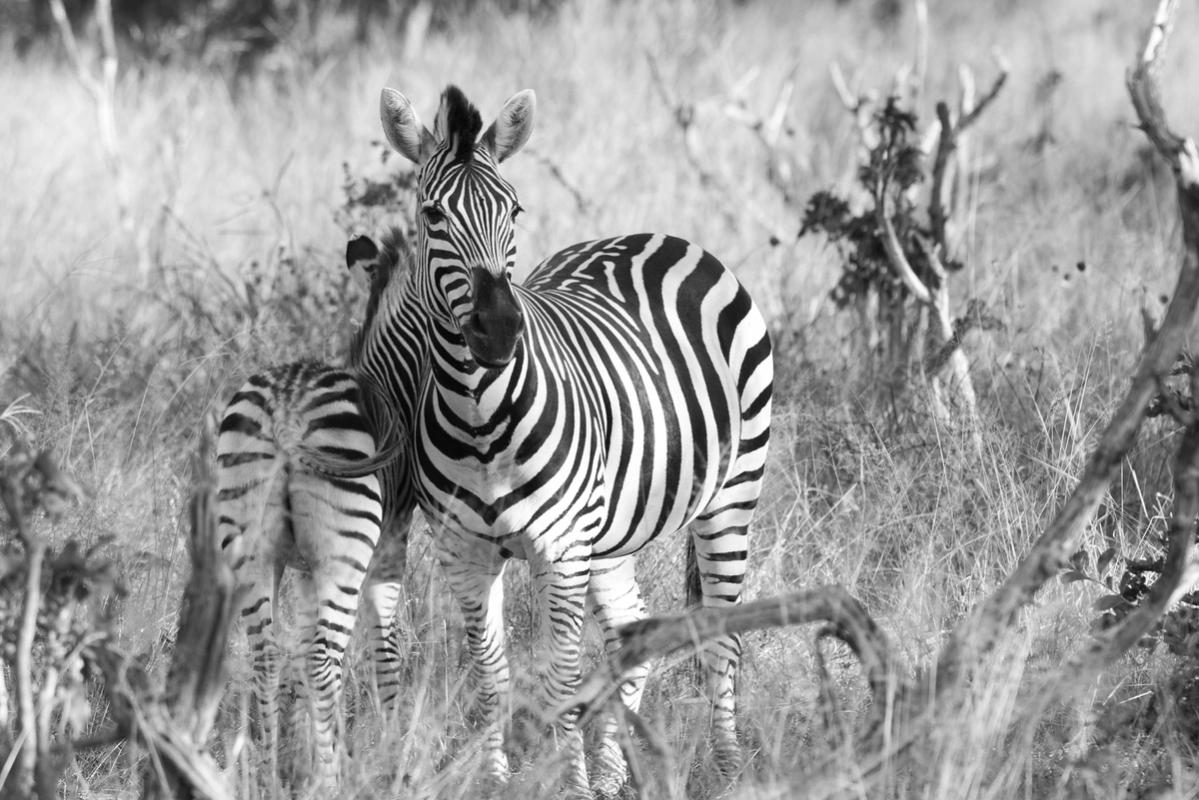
[958,53,1009,133]
[559,586,901,726]
[928,54,1008,257]
[928,102,956,253]
[1128,0,1185,161]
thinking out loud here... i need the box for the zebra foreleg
[435,540,511,787]
[529,543,593,798]
[586,555,650,799]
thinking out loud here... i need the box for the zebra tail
[297,371,407,480]
[685,535,702,611]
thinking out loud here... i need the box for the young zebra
[215,249,409,785]
[363,85,773,796]
[344,229,425,709]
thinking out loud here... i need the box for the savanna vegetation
[4,0,1199,797]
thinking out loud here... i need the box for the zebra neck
[354,285,430,422]
[428,317,529,425]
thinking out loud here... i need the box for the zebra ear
[482,89,535,163]
[380,88,436,164]
[346,235,379,270]
[346,235,379,290]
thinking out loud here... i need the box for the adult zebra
[368,85,773,795]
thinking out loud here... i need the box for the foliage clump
[800,98,962,314]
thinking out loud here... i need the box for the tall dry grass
[4,0,1199,796]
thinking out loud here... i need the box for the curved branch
[875,196,932,305]
[558,586,901,725]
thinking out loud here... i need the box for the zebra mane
[437,85,483,162]
[349,226,416,366]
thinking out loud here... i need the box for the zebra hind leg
[236,554,286,796]
[687,516,751,780]
[290,567,358,789]
[287,471,381,788]
[586,555,650,799]
[363,575,404,712]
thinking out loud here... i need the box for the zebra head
[379,84,536,369]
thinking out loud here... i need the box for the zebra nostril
[467,311,482,331]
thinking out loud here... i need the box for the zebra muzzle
[463,268,524,368]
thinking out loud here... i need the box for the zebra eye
[422,205,446,225]
[511,204,524,222]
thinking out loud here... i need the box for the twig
[958,52,1009,133]
[525,147,591,215]
[911,0,929,104]
[828,61,859,111]
[646,51,790,243]
[829,61,876,148]
[718,69,802,206]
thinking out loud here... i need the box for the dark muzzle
[461,267,524,368]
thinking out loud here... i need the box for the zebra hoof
[591,775,628,800]
[589,742,628,799]
[714,746,743,780]
[478,749,511,792]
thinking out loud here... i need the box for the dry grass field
[5,0,1199,797]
